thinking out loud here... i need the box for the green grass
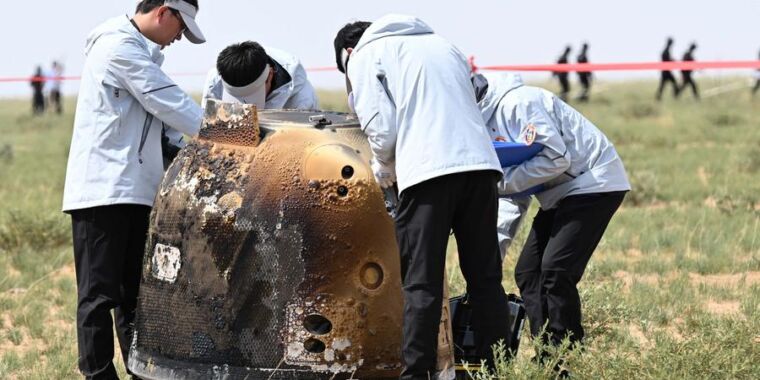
[1,81,759,379]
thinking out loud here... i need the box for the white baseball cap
[221,65,271,108]
[164,0,206,44]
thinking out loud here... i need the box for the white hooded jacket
[62,15,202,212]
[201,46,319,110]
[474,72,630,210]
[347,14,501,194]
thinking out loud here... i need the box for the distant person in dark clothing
[752,50,760,97]
[31,66,45,115]
[656,37,679,100]
[679,43,699,100]
[576,43,592,102]
[554,45,572,101]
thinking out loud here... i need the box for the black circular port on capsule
[341,165,354,179]
[303,338,326,353]
[303,314,333,335]
[337,186,349,197]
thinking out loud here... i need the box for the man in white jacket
[472,72,630,355]
[334,15,510,379]
[62,1,205,378]
[201,41,318,110]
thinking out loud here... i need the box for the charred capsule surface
[129,101,433,379]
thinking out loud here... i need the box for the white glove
[371,159,396,189]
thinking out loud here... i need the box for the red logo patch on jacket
[524,124,537,145]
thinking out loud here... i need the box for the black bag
[450,293,526,371]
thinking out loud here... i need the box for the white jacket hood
[475,72,524,124]
[346,14,501,193]
[353,14,434,52]
[84,16,164,65]
[84,16,123,56]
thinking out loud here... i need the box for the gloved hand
[371,159,396,189]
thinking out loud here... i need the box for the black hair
[136,0,199,14]
[216,41,269,87]
[333,21,371,73]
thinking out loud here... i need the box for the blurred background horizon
[0,0,758,98]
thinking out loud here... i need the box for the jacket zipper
[138,113,153,164]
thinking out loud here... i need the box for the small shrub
[708,112,744,127]
[740,146,760,173]
[0,211,69,253]
[466,336,580,380]
[621,103,660,119]
[7,328,23,345]
[623,170,660,207]
[0,144,12,163]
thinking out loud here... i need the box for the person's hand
[371,159,396,189]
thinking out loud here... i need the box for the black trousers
[577,73,591,102]
[32,90,45,114]
[679,72,700,99]
[514,192,625,346]
[70,205,151,380]
[557,74,570,100]
[656,71,680,100]
[395,171,510,379]
[50,89,62,114]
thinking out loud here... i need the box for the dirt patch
[664,318,686,342]
[0,326,48,356]
[44,305,71,332]
[621,318,685,350]
[674,141,718,151]
[640,201,669,210]
[1,312,12,329]
[7,265,21,278]
[633,201,691,211]
[689,272,760,287]
[703,197,718,208]
[697,167,710,187]
[51,263,75,280]
[2,288,26,296]
[626,324,652,349]
[613,270,678,292]
[612,271,760,290]
[704,300,742,317]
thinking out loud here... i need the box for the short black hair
[333,21,371,73]
[216,41,269,87]
[136,0,199,14]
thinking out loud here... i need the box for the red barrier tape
[6,60,760,83]
[478,60,760,73]
[0,76,82,83]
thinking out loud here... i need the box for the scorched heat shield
[128,100,454,380]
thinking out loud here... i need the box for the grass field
[0,78,759,379]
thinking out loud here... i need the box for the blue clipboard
[493,141,542,167]
[493,141,544,197]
